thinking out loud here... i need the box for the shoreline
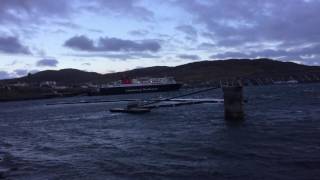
[1,82,319,103]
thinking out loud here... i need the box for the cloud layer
[64,35,161,52]
[178,54,200,60]
[0,71,11,80]
[0,36,30,54]
[176,0,320,62]
[36,59,59,67]
[88,0,154,20]
[0,0,319,78]
[0,0,153,25]
[0,0,71,24]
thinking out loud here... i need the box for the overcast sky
[0,0,319,79]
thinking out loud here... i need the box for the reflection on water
[0,84,320,179]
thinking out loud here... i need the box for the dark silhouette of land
[1,58,320,101]
[3,58,320,84]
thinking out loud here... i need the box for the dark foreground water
[0,84,319,180]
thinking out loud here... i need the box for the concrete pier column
[223,86,245,121]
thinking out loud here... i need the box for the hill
[9,69,103,84]
[2,59,320,85]
[100,59,320,84]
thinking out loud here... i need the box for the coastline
[1,82,319,102]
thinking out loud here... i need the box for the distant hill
[100,59,320,84]
[2,59,320,85]
[11,69,103,84]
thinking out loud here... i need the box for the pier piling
[223,85,245,121]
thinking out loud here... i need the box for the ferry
[99,77,182,95]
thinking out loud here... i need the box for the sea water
[0,84,319,179]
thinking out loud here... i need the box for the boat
[99,77,182,95]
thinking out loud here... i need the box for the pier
[109,72,320,122]
[222,86,245,121]
[42,72,320,122]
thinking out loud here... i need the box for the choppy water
[0,84,319,180]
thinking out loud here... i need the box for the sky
[0,0,320,79]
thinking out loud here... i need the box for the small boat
[110,107,151,114]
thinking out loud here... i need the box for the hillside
[2,59,320,85]
[10,69,103,84]
[99,59,320,84]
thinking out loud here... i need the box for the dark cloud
[64,35,161,52]
[0,36,30,54]
[0,0,71,24]
[87,0,154,21]
[178,54,200,60]
[69,52,160,60]
[176,0,320,43]
[0,0,153,25]
[14,69,29,76]
[11,69,39,77]
[210,43,320,65]
[64,35,95,51]
[36,59,59,67]
[0,71,12,80]
[13,69,39,76]
[98,37,161,52]
[175,0,320,63]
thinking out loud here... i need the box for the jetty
[109,81,246,122]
